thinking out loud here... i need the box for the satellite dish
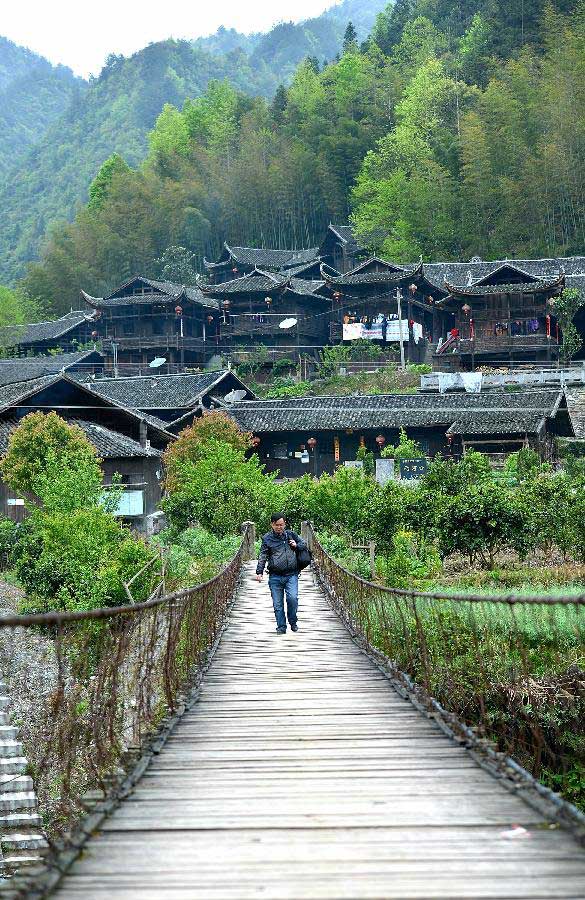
[149,357,167,368]
[279,317,297,329]
[223,389,247,403]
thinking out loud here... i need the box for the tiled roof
[228,390,566,434]
[226,245,319,269]
[83,277,218,310]
[0,415,160,458]
[0,375,60,411]
[446,415,546,436]
[0,351,102,387]
[79,370,236,410]
[445,275,564,297]
[0,374,174,444]
[321,263,422,287]
[328,224,363,254]
[288,278,328,298]
[284,260,327,278]
[0,311,94,347]
[423,256,585,289]
[201,269,289,295]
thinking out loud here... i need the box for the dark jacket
[256,529,307,576]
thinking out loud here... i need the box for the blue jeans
[268,574,299,630]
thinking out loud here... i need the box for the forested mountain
[10,0,585,318]
[0,37,80,178]
[0,0,386,286]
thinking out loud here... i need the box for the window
[114,490,144,517]
[272,443,288,459]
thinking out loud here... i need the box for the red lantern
[251,436,261,448]
[375,435,385,448]
[333,291,341,301]
[307,437,317,450]
[409,283,417,295]
[546,314,551,338]
[265,297,272,307]
[221,299,231,308]
[175,305,183,316]
[427,295,434,304]
[409,318,414,328]
[207,315,214,324]
[232,267,238,274]
[462,303,471,316]
[91,330,98,339]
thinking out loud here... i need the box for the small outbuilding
[227,390,574,477]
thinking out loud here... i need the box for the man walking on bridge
[255,514,308,634]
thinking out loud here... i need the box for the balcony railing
[458,335,559,353]
[102,335,206,351]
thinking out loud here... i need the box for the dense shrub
[154,526,241,588]
[0,411,104,510]
[309,467,379,540]
[438,481,535,568]
[163,440,278,536]
[14,507,155,614]
[0,517,17,570]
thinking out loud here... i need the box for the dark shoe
[290,624,298,632]
[276,627,286,634]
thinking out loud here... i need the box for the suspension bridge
[2,525,585,898]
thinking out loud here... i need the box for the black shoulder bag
[288,531,312,571]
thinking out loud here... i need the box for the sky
[2,0,339,78]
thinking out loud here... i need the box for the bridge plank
[51,562,585,899]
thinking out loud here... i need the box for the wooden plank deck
[52,562,585,899]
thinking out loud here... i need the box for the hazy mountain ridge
[0,36,80,177]
[0,0,388,284]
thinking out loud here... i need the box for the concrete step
[0,812,43,832]
[0,726,19,741]
[0,791,37,812]
[0,775,34,792]
[0,740,25,758]
[0,758,27,776]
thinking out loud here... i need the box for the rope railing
[305,523,585,820]
[0,522,255,849]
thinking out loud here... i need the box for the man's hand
[255,573,263,582]
[289,539,297,549]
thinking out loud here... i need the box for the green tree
[0,412,103,510]
[550,288,585,361]
[88,153,131,212]
[343,22,358,53]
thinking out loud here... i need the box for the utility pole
[396,288,406,371]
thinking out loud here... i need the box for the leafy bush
[348,338,383,361]
[503,448,543,481]
[276,475,318,530]
[155,526,241,588]
[0,517,17,570]
[438,481,535,568]
[356,446,375,476]
[262,381,313,399]
[381,428,422,460]
[14,507,156,614]
[163,440,278,536]
[376,530,442,588]
[309,467,379,540]
[0,412,104,510]
[166,412,251,492]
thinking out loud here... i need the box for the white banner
[342,319,410,342]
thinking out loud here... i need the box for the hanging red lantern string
[546,314,551,338]
[470,317,475,341]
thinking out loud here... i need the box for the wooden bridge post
[241,521,256,561]
[301,521,312,549]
